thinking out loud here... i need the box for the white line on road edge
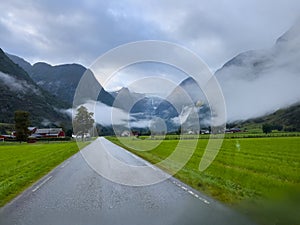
[114,142,210,204]
[188,190,194,195]
[173,181,210,205]
[186,187,210,204]
[32,176,52,192]
[197,196,210,204]
[61,161,70,168]
[181,186,188,191]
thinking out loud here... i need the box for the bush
[262,123,272,134]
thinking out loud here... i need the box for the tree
[73,106,95,140]
[176,125,182,135]
[273,124,283,131]
[14,111,30,142]
[262,123,272,134]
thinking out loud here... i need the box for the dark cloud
[131,0,300,70]
[0,0,299,71]
[0,0,161,66]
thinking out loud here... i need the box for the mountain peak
[215,21,300,121]
[276,20,300,45]
[0,49,33,82]
[0,49,70,126]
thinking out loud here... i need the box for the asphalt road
[0,137,255,225]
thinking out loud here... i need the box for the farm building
[12,127,65,138]
[31,128,65,138]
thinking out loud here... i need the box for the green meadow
[0,141,90,206]
[107,136,300,225]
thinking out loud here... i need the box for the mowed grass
[0,141,90,207]
[107,136,300,225]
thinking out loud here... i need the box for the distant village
[0,126,244,142]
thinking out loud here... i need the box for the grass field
[0,141,90,207]
[137,132,300,140]
[107,136,300,225]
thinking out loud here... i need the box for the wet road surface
[0,138,255,225]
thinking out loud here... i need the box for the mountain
[168,23,300,125]
[216,22,300,79]
[111,87,145,111]
[0,48,70,126]
[166,77,206,108]
[109,88,180,132]
[3,23,299,132]
[241,103,300,131]
[28,62,87,104]
[7,54,115,106]
[214,22,300,121]
[5,53,33,74]
[165,77,212,127]
[3,51,209,133]
[129,96,178,132]
[0,51,33,83]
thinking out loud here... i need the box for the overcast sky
[1,0,299,72]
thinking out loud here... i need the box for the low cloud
[129,119,151,128]
[0,71,39,94]
[220,71,300,121]
[216,24,300,121]
[72,100,130,126]
[71,100,176,130]
[41,118,51,127]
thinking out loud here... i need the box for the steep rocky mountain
[0,48,70,126]
[109,85,211,132]
[215,22,300,121]
[7,54,115,106]
[128,96,177,132]
[168,77,206,105]
[5,53,33,74]
[165,23,300,126]
[3,23,298,131]
[109,88,179,132]
[4,52,212,132]
[110,87,145,111]
[126,93,211,132]
[29,62,87,104]
[165,77,212,127]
